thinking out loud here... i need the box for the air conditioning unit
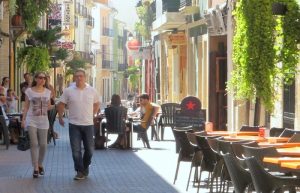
[204,4,227,36]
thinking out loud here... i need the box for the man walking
[57,69,100,180]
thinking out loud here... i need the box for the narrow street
[0,119,211,193]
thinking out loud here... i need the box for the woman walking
[21,72,52,178]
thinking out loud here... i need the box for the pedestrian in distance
[20,73,32,110]
[57,69,100,180]
[21,72,53,178]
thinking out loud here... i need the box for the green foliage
[228,0,300,112]
[127,65,141,91]
[135,2,154,40]
[31,27,62,50]
[65,52,87,75]
[9,0,17,15]
[280,0,300,84]
[16,0,51,32]
[18,47,50,73]
[54,48,68,61]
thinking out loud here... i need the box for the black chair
[104,106,128,148]
[279,128,300,138]
[172,128,194,185]
[47,108,57,145]
[195,135,219,193]
[240,125,260,132]
[242,145,283,172]
[185,130,203,191]
[270,127,285,137]
[159,103,180,140]
[222,153,253,193]
[0,115,9,150]
[245,157,300,193]
[288,133,300,143]
[231,141,258,159]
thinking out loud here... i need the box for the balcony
[162,0,180,12]
[102,27,114,37]
[152,0,185,31]
[86,16,94,27]
[179,0,200,15]
[102,60,112,69]
[118,63,127,71]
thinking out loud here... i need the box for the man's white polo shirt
[60,84,99,125]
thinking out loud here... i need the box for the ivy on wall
[228,0,300,112]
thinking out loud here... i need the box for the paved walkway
[0,119,211,193]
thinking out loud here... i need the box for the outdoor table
[263,156,300,170]
[277,147,300,157]
[259,142,300,148]
[223,136,290,143]
[205,131,259,136]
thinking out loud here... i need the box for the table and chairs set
[172,126,300,193]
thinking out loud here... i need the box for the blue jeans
[69,124,94,172]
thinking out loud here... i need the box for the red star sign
[186,101,196,110]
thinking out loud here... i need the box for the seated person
[127,93,160,149]
[103,94,128,149]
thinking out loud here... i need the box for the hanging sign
[168,33,186,45]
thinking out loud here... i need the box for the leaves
[18,47,50,73]
[16,0,52,32]
[228,0,300,112]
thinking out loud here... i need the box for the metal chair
[0,115,9,150]
[159,103,180,140]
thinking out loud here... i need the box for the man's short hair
[74,69,86,76]
[24,72,30,78]
[139,93,149,100]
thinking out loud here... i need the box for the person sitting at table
[104,94,128,149]
[126,93,160,149]
[6,89,19,113]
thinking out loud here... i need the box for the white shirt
[25,88,51,129]
[59,84,99,125]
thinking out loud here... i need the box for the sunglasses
[37,76,46,80]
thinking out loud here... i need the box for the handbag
[17,130,30,151]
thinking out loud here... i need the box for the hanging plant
[228,0,300,112]
[127,65,141,91]
[18,47,50,73]
[16,0,51,32]
[135,1,154,40]
[279,0,300,84]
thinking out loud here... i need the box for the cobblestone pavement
[0,119,212,193]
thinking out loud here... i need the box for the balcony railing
[118,63,127,71]
[86,16,94,27]
[180,0,192,8]
[150,0,156,21]
[162,0,180,13]
[102,60,112,69]
[102,27,114,37]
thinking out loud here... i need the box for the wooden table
[263,156,300,169]
[206,131,259,136]
[259,142,300,148]
[277,147,300,156]
[224,136,290,143]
